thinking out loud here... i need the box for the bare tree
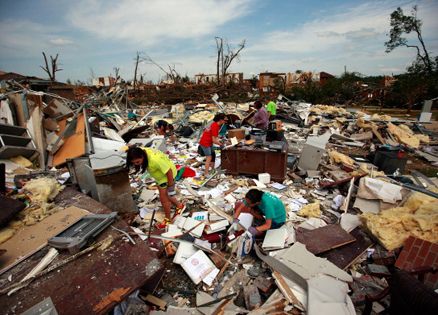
[113,67,120,83]
[215,37,223,84]
[143,54,182,83]
[133,51,143,90]
[40,52,62,82]
[214,37,246,85]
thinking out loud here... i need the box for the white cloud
[68,0,252,45]
[49,38,74,46]
[0,19,77,58]
[245,0,438,75]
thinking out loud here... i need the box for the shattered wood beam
[340,177,355,213]
[272,271,304,310]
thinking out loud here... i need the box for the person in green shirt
[233,188,286,236]
[127,146,184,228]
[266,100,277,117]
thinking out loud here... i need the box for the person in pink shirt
[253,100,269,129]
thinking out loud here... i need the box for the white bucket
[258,173,271,184]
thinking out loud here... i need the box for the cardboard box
[228,128,245,140]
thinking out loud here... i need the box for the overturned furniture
[0,123,37,159]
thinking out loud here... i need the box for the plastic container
[258,173,271,184]
[373,149,407,174]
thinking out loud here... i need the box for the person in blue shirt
[233,188,286,236]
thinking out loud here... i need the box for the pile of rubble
[1,80,438,314]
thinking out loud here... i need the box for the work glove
[167,184,176,196]
[248,226,258,236]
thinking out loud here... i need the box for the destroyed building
[0,73,437,315]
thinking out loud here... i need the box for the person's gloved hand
[167,184,176,196]
[248,226,258,235]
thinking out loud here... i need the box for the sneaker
[173,204,186,219]
[155,218,171,229]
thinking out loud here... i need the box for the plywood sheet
[52,113,86,167]
[296,224,356,255]
[320,227,373,270]
[0,206,89,274]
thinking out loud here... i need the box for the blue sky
[0,0,437,82]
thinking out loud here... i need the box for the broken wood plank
[295,224,356,255]
[320,227,373,270]
[143,294,167,310]
[272,271,303,309]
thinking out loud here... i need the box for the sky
[0,0,437,83]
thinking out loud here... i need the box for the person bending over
[233,188,286,236]
[127,146,184,228]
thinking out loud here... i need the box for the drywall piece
[237,213,253,230]
[357,177,402,204]
[353,197,380,214]
[298,218,327,230]
[274,242,353,282]
[340,214,361,233]
[139,188,157,203]
[181,250,218,285]
[307,274,355,315]
[262,227,288,250]
[0,206,89,275]
[295,225,356,255]
[183,217,205,238]
[196,291,215,306]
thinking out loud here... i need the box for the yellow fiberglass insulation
[328,150,355,167]
[23,177,63,204]
[387,123,420,148]
[310,105,348,116]
[298,201,321,218]
[371,113,392,121]
[361,191,438,250]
